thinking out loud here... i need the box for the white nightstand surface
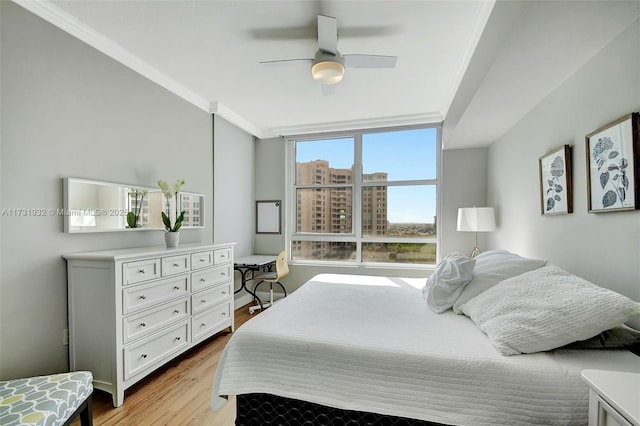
[582,369,640,425]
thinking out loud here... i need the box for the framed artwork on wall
[585,112,640,213]
[256,200,281,234]
[539,144,573,215]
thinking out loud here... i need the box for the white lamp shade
[457,207,495,232]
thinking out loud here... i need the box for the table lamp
[457,207,496,257]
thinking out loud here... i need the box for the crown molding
[13,0,211,113]
[265,112,443,138]
[209,102,264,139]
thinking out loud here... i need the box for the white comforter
[212,273,640,425]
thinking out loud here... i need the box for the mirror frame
[63,177,205,233]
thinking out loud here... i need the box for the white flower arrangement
[157,179,186,232]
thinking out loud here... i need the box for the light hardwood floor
[73,304,256,426]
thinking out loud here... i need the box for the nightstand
[581,369,640,426]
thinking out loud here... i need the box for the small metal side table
[233,255,276,311]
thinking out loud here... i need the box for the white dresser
[64,242,235,407]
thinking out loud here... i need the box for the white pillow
[463,264,640,355]
[451,250,547,314]
[422,252,475,313]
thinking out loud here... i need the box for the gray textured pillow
[422,252,475,313]
[463,265,640,355]
[452,250,547,314]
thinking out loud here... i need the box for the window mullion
[354,134,363,263]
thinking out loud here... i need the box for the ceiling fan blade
[249,24,401,41]
[259,59,313,67]
[343,54,397,68]
[338,25,403,38]
[249,25,316,40]
[317,15,338,54]
[321,84,335,96]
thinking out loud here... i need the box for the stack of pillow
[423,250,640,355]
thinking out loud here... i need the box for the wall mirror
[63,178,205,233]
[179,192,205,228]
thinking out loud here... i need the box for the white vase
[164,231,180,248]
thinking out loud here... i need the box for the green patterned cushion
[0,372,92,425]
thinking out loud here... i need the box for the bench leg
[62,393,93,426]
[80,395,93,426]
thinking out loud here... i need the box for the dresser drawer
[123,298,189,344]
[191,251,214,270]
[192,265,232,292]
[191,303,230,343]
[123,321,189,380]
[123,259,161,285]
[192,283,231,314]
[213,248,231,264]
[162,254,190,277]
[123,276,189,314]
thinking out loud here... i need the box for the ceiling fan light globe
[312,61,344,85]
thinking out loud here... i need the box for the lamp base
[470,231,480,257]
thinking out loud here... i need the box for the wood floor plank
[73,304,256,425]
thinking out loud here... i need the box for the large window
[289,126,439,265]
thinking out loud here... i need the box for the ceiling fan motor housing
[312,50,345,84]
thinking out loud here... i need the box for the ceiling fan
[259,15,397,91]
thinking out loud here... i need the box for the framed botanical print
[585,112,640,212]
[539,145,573,215]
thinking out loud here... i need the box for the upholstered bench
[0,371,93,426]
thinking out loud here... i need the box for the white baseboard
[234,292,253,310]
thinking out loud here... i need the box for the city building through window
[288,126,439,265]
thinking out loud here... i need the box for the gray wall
[486,20,640,305]
[253,137,286,256]
[213,115,255,293]
[0,2,216,379]
[440,148,489,257]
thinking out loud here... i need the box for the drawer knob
[173,263,180,267]
[173,310,180,314]
[221,312,226,317]
[200,259,206,262]
[139,295,147,300]
[174,337,181,341]
[221,272,226,276]
[173,286,180,290]
[200,323,206,327]
[201,300,206,304]
[221,254,226,258]
[139,269,146,274]
[221,291,226,295]
[140,322,146,327]
[141,354,148,359]
[200,278,206,282]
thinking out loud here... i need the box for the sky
[295,128,438,223]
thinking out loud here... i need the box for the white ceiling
[14,0,640,148]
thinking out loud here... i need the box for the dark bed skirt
[235,393,449,426]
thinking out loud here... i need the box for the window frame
[286,124,442,268]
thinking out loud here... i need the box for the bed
[211,251,640,425]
